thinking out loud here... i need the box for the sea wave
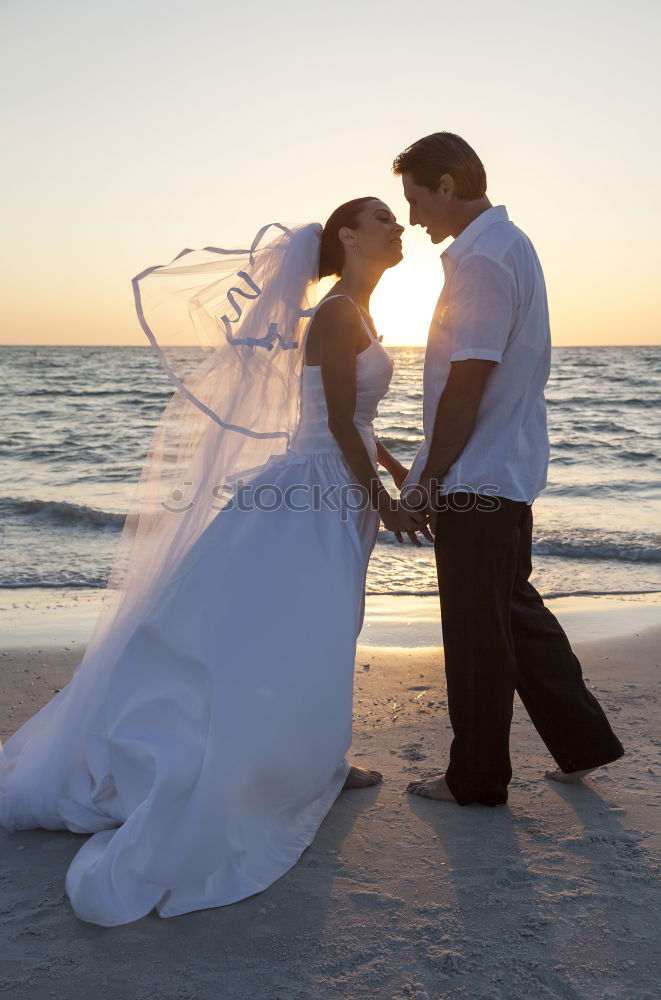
[375,528,661,563]
[2,344,659,601]
[13,387,169,399]
[533,536,661,563]
[540,480,661,496]
[1,575,659,602]
[363,587,661,599]
[0,497,125,530]
[0,571,109,588]
[548,396,658,410]
[3,496,659,563]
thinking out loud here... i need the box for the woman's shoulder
[313,294,362,325]
[305,295,368,363]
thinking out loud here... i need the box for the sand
[1,604,660,999]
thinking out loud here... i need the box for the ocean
[1,345,660,603]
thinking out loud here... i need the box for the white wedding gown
[0,300,394,925]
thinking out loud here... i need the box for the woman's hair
[392,132,487,199]
[318,196,378,279]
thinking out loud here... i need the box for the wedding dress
[0,296,393,925]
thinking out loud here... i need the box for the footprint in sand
[399,742,427,761]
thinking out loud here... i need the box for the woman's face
[342,200,404,269]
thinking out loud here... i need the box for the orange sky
[1,0,659,347]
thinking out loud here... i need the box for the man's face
[401,172,454,244]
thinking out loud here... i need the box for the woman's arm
[375,438,409,490]
[314,298,425,540]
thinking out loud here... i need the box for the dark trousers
[433,493,625,806]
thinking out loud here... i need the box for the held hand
[400,477,438,541]
[379,499,432,546]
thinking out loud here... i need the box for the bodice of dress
[289,298,394,460]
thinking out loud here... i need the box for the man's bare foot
[545,766,599,784]
[343,764,383,789]
[406,774,457,802]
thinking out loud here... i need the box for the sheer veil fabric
[101,222,325,661]
[0,222,394,924]
[1,222,322,771]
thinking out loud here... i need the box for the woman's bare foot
[343,764,383,789]
[406,774,457,802]
[545,766,599,784]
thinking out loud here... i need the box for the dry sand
[1,620,660,999]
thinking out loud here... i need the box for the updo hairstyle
[318,196,378,279]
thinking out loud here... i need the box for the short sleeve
[447,253,516,364]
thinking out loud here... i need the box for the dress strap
[315,294,378,342]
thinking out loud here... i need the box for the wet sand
[1,604,660,999]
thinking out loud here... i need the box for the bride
[0,196,428,925]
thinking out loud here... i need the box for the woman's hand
[378,498,432,546]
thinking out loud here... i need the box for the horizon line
[0,342,659,349]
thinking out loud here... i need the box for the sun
[370,249,442,347]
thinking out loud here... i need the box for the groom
[394,132,624,806]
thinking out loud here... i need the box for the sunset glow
[1,0,659,347]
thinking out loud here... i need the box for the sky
[1,0,660,347]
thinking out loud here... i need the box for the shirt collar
[441,204,509,268]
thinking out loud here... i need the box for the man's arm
[420,358,496,488]
[416,253,515,518]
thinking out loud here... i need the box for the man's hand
[417,475,439,536]
[399,479,436,544]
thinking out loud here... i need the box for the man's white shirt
[404,205,552,505]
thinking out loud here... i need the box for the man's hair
[392,132,487,199]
